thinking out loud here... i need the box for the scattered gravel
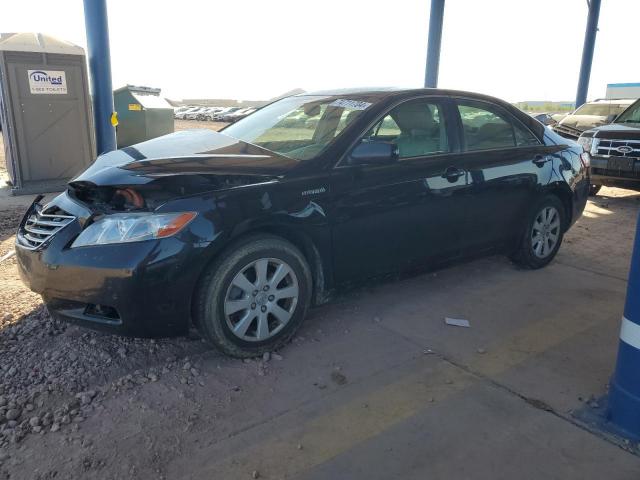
[0,205,221,450]
[0,302,211,447]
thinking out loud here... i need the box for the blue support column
[83,0,116,154]
[575,0,601,109]
[608,212,640,440]
[424,0,445,88]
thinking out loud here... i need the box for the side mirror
[348,142,397,166]
[605,114,617,123]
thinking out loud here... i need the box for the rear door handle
[533,154,552,167]
[442,166,466,182]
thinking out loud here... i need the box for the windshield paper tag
[329,99,372,110]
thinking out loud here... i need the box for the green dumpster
[113,85,174,148]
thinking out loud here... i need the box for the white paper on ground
[0,250,15,263]
[444,317,470,328]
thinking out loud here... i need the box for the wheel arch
[194,222,330,315]
[542,182,574,231]
[241,224,329,306]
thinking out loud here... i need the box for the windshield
[616,100,640,124]
[222,95,371,160]
[573,103,629,117]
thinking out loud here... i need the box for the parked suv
[578,98,640,195]
[553,98,635,139]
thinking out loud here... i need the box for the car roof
[295,87,545,139]
[297,87,519,104]
[301,87,405,96]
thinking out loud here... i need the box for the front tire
[510,194,565,269]
[193,235,312,357]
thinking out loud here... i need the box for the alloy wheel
[224,258,299,342]
[531,206,561,259]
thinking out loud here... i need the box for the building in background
[606,83,640,100]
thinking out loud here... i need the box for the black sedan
[15,88,590,357]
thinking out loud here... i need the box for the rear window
[457,101,539,151]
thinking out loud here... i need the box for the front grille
[595,139,640,159]
[17,204,75,250]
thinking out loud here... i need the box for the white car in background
[185,107,209,120]
[213,107,241,121]
[175,106,201,119]
[173,106,194,119]
[200,107,224,121]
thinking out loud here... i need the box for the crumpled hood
[71,129,299,187]
[558,114,609,132]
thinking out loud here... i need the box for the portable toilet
[113,85,174,148]
[0,33,95,195]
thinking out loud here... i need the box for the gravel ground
[0,120,231,455]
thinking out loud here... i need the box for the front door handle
[442,166,466,182]
[533,154,552,167]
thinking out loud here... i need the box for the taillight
[580,152,591,169]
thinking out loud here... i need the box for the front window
[358,99,448,159]
[222,95,371,160]
[616,100,640,124]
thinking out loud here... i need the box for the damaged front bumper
[15,192,215,337]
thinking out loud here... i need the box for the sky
[1,0,637,103]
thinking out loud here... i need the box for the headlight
[577,136,593,152]
[71,212,196,248]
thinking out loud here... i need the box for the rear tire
[510,194,565,269]
[193,235,312,357]
[589,184,602,196]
